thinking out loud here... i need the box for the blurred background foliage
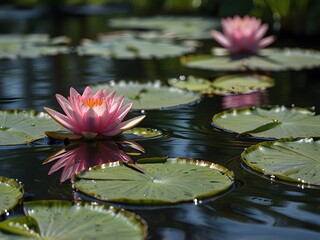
[0,0,320,37]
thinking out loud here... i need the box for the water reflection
[43,140,144,182]
[221,90,269,109]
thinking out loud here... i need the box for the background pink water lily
[211,15,275,54]
[44,86,145,139]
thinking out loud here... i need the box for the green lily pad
[211,74,274,95]
[124,128,163,140]
[77,33,195,59]
[73,158,234,205]
[0,200,147,239]
[108,16,219,39]
[212,105,320,139]
[90,81,201,110]
[0,110,65,145]
[0,34,71,60]
[168,74,274,95]
[241,138,320,188]
[0,176,24,215]
[182,48,320,71]
[168,75,214,94]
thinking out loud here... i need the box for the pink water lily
[211,15,275,54]
[44,86,145,139]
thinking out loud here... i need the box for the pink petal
[82,107,100,133]
[211,30,231,48]
[254,23,268,40]
[258,35,275,48]
[44,107,80,133]
[103,115,146,136]
[82,86,94,98]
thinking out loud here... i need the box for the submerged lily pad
[168,74,274,95]
[0,200,147,239]
[241,138,320,188]
[212,106,320,140]
[108,16,219,39]
[182,48,320,71]
[0,110,65,145]
[73,158,234,205]
[0,176,24,215]
[77,33,195,59]
[0,34,71,60]
[91,81,201,110]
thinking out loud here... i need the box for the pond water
[1,14,320,239]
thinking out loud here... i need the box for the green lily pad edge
[241,138,320,189]
[73,157,235,205]
[0,200,148,239]
[0,176,24,216]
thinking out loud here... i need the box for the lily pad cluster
[211,105,320,188]
[0,34,71,60]
[168,74,274,95]
[108,16,219,39]
[77,33,195,60]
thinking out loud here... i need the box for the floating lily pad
[0,200,147,239]
[0,34,71,60]
[90,81,201,110]
[241,138,320,188]
[0,110,65,145]
[0,176,24,215]
[168,74,274,95]
[212,106,320,140]
[168,75,214,94]
[73,158,234,205]
[182,48,320,71]
[123,128,163,140]
[108,16,219,39]
[211,74,274,95]
[77,34,195,59]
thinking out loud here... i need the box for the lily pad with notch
[241,138,320,188]
[212,105,320,140]
[91,81,201,110]
[73,157,234,205]
[0,176,24,216]
[182,48,320,71]
[0,110,65,145]
[0,200,147,239]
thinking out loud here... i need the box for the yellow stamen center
[82,98,104,108]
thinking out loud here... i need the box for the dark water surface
[0,14,320,240]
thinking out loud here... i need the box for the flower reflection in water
[221,90,269,109]
[44,140,144,182]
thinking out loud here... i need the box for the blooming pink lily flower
[44,86,145,139]
[211,15,275,54]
